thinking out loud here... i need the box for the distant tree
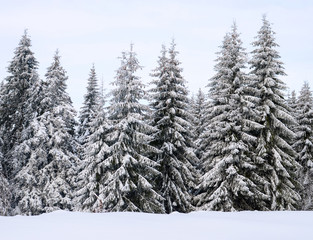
[98,45,164,213]
[77,65,100,146]
[294,82,313,210]
[191,88,206,159]
[249,16,300,210]
[195,23,267,211]
[287,90,298,133]
[287,90,297,113]
[0,30,40,179]
[150,42,197,213]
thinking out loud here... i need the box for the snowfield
[0,211,312,240]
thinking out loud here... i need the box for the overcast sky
[0,0,312,110]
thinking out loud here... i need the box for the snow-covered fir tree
[0,30,40,179]
[192,89,206,138]
[0,138,11,215]
[191,88,206,159]
[249,16,300,210]
[287,90,298,133]
[77,65,100,146]
[0,168,10,215]
[9,78,49,215]
[13,51,79,214]
[294,82,313,210]
[195,23,267,211]
[150,42,198,213]
[95,45,164,213]
[287,90,297,113]
[74,84,111,212]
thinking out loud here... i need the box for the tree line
[0,16,312,215]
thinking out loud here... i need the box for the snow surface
[0,210,311,240]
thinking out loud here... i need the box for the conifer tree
[287,90,297,114]
[287,90,298,134]
[294,82,313,210]
[75,85,111,212]
[195,24,267,211]
[77,65,100,146]
[98,45,164,213]
[249,16,300,210]
[11,79,50,215]
[13,51,79,214]
[192,89,206,138]
[150,42,197,213]
[0,30,40,178]
[0,169,10,215]
[191,88,206,159]
[0,139,11,215]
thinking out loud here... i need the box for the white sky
[0,0,312,110]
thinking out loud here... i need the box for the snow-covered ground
[0,210,311,240]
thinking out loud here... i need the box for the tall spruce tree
[13,51,79,214]
[0,30,40,179]
[249,16,300,210]
[98,45,164,213]
[77,65,100,146]
[150,42,197,213]
[294,82,313,210]
[195,24,267,211]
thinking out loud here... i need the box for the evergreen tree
[98,45,164,213]
[77,65,100,146]
[150,42,197,213]
[249,16,300,210]
[0,169,10,215]
[287,90,298,133]
[287,90,297,114]
[0,30,40,178]
[75,84,111,212]
[191,88,206,160]
[13,51,79,214]
[195,24,267,211]
[0,138,11,215]
[294,82,313,210]
[10,79,50,215]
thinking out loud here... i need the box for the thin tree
[294,82,313,210]
[287,90,298,133]
[191,88,206,160]
[77,65,100,146]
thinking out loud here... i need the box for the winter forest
[0,16,312,216]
